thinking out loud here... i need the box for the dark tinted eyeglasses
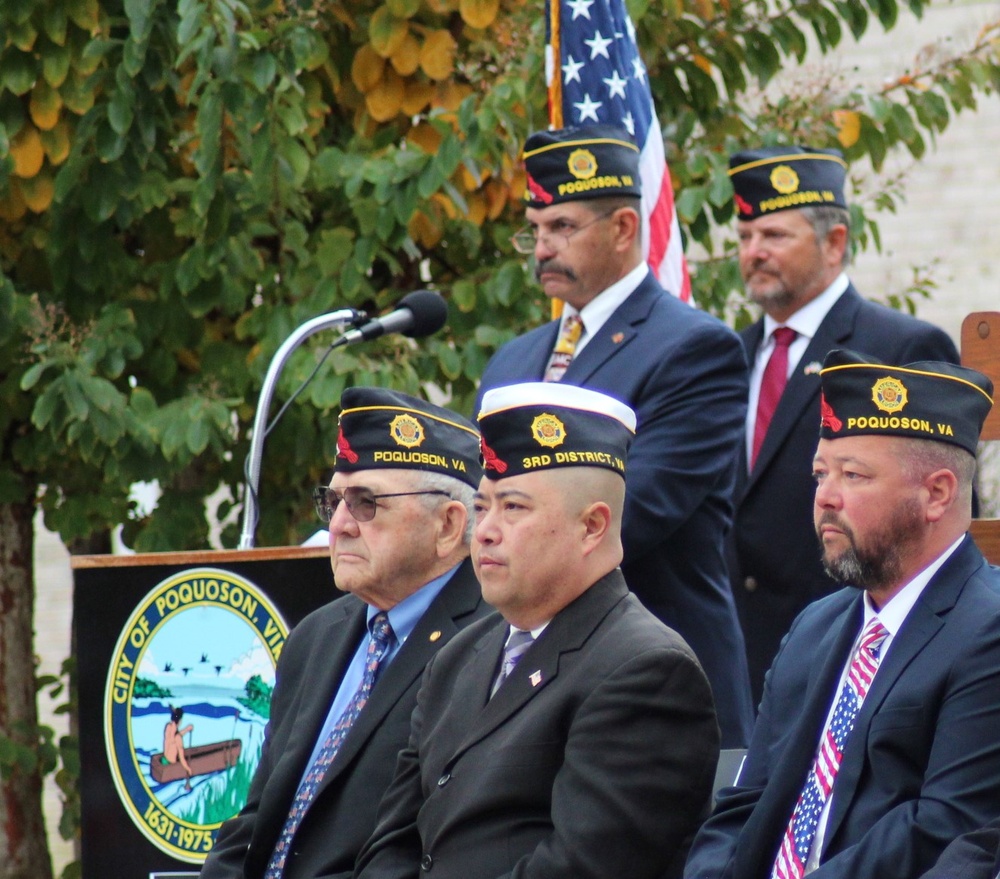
[312,486,451,524]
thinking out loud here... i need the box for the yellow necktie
[544,315,584,382]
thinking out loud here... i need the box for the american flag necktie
[265,612,395,878]
[544,314,584,382]
[771,616,889,879]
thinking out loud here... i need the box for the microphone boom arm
[237,308,362,550]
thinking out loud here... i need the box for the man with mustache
[725,146,959,704]
[684,349,1000,879]
[476,123,754,747]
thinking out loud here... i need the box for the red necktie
[752,326,797,468]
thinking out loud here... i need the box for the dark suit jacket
[476,272,754,747]
[354,570,721,879]
[685,536,1000,879]
[199,559,490,879]
[729,285,959,703]
[921,817,1000,878]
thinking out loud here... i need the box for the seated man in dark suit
[684,350,1000,879]
[200,389,492,879]
[354,383,721,879]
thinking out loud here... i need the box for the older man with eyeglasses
[200,388,492,879]
[476,123,754,747]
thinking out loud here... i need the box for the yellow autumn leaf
[464,192,487,225]
[693,54,712,75]
[407,122,444,153]
[459,0,499,28]
[484,179,508,219]
[369,7,409,59]
[433,81,471,111]
[460,163,490,191]
[420,30,457,81]
[67,0,100,31]
[351,44,386,93]
[11,125,46,179]
[20,172,55,213]
[390,33,421,76]
[692,0,714,20]
[40,119,72,165]
[834,109,861,148]
[30,81,64,131]
[400,81,436,115]
[431,192,459,220]
[408,209,443,248]
[365,68,405,121]
[0,180,28,222]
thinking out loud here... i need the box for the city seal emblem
[531,413,567,448]
[104,567,288,863]
[871,376,908,413]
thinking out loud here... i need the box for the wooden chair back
[962,312,1000,564]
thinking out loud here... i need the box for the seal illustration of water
[104,567,288,863]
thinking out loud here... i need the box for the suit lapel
[740,595,864,878]
[745,289,863,491]
[822,538,982,849]
[561,277,657,385]
[450,571,628,759]
[318,560,483,792]
[266,599,366,811]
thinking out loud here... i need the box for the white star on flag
[544,0,692,301]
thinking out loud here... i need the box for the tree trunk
[0,499,54,879]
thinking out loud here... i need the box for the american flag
[545,0,691,302]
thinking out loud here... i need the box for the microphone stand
[237,309,362,550]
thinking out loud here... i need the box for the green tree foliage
[1,0,999,870]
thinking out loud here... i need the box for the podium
[72,545,337,879]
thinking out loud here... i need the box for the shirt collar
[763,272,849,342]
[367,561,463,646]
[861,534,965,637]
[563,262,649,337]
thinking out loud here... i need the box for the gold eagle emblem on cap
[390,413,425,448]
[567,148,598,180]
[871,377,908,413]
[770,165,800,195]
[531,413,567,448]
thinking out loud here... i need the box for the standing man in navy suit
[200,389,492,879]
[726,146,960,704]
[684,350,1000,879]
[476,124,753,747]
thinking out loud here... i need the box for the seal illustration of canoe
[150,739,242,784]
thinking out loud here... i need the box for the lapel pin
[429,631,441,642]
[529,670,543,687]
[803,361,822,376]
[611,332,625,344]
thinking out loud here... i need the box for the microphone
[340,290,448,345]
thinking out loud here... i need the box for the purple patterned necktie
[265,612,395,878]
[771,616,889,879]
[490,629,535,697]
